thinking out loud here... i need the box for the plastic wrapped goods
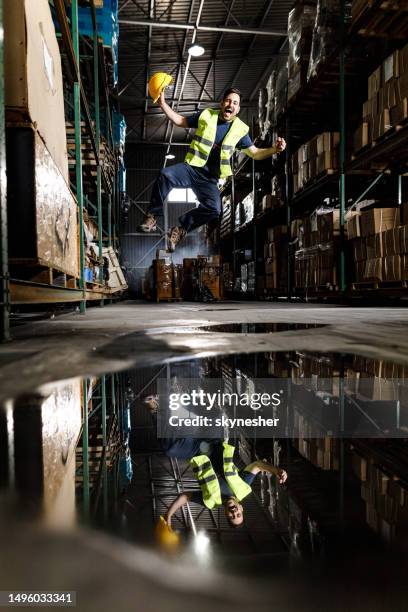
[264,70,277,133]
[307,0,352,81]
[288,3,316,100]
[275,65,288,119]
[64,0,119,86]
[258,87,268,135]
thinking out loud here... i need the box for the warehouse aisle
[1,300,408,399]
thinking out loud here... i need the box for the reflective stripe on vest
[191,445,252,509]
[190,455,222,510]
[185,108,250,178]
[222,442,252,502]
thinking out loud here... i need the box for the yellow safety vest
[185,108,250,178]
[190,442,252,509]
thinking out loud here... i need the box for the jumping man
[139,87,286,251]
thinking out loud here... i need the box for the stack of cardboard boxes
[351,448,408,549]
[292,432,341,472]
[354,43,408,152]
[292,132,340,194]
[5,0,78,280]
[293,209,341,290]
[347,205,406,283]
[264,225,288,291]
[197,255,222,300]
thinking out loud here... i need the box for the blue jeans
[148,162,221,232]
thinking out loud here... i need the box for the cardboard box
[317,132,340,155]
[383,227,401,256]
[383,51,399,84]
[360,208,399,237]
[368,66,382,99]
[355,260,365,281]
[363,95,378,122]
[401,255,408,280]
[352,237,367,262]
[383,255,401,281]
[399,41,408,74]
[354,122,370,152]
[372,109,392,140]
[379,79,398,111]
[317,210,340,243]
[346,213,361,239]
[400,226,408,254]
[390,98,408,126]
[316,151,333,174]
[7,127,78,277]
[402,203,408,226]
[364,258,382,281]
[4,0,69,182]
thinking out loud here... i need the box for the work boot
[168,226,187,252]
[138,213,157,233]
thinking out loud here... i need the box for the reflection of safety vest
[185,109,249,178]
[190,442,252,509]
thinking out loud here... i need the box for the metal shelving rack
[0,0,10,342]
[78,373,121,523]
[4,0,122,314]
[217,1,408,302]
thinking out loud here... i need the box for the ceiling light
[188,44,205,57]
[165,153,175,160]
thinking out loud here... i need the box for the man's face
[220,92,240,122]
[224,497,244,526]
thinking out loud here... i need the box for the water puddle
[201,323,326,333]
[1,349,407,608]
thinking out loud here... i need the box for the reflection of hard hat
[155,516,180,550]
[148,72,173,103]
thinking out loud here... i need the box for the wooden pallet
[352,279,408,290]
[10,261,79,288]
[351,0,408,38]
[156,296,182,303]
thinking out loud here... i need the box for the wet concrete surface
[1,300,408,402]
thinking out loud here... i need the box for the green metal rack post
[72,0,86,313]
[82,379,90,521]
[0,0,10,342]
[339,0,346,294]
[101,374,108,522]
[92,8,104,291]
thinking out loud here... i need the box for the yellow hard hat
[148,72,173,103]
[155,516,180,550]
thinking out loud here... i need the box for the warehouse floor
[1,300,408,401]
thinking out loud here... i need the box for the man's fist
[275,137,286,153]
[158,90,166,106]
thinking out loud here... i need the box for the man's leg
[178,171,221,233]
[139,163,192,232]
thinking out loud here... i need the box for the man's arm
[244,137,286,161]
[163,493,191,527]
[245,460,288,484]
[158,91,189,128]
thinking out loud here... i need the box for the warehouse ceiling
[118,0,291,147]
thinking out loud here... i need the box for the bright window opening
[167,188,197,203]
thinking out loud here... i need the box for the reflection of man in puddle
[162,438,287,529]
[143,392,287,527]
